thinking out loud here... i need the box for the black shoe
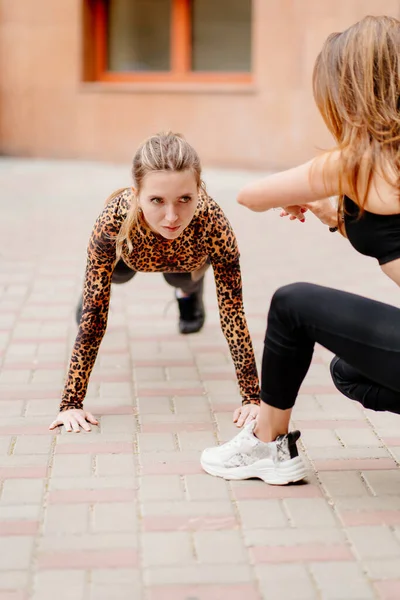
[176,285,205,335]
[75,296,83,325]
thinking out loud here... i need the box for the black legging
[112,259,203,294]
[261,282,400,414]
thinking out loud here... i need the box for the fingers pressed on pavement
[76,415,91,431]
[236,412,246,427]
[86,412,99,425]
[69,419,80,433]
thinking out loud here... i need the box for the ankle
[253,424,287,444]
[176,289,191,299]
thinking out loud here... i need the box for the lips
[163,226,180,231]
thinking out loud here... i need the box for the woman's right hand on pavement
[49,409,99,433]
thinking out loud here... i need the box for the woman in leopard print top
[50,132,260,433]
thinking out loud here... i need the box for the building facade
[0,0,399,169]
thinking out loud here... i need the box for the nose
[165,206,179,224]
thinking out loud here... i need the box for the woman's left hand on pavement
[233,403,260,428]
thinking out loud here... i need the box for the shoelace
[163,294,196,320]
[163,298,175,318]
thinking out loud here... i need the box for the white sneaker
[200,422,307,485]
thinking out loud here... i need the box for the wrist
[322,205,338,228]
[328,209,344,231]
[60,402,83,412]
[242,398,260,406]
[328,217,339,229]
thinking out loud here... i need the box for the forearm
[214,264,260,404]
[237,162,317,212]
[60,315,107,411]
[237,155,342,213]
[223,317,260,404]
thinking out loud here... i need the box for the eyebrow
[148,192,193,198]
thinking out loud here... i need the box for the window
[107,0,172,72]
[88,0,252,83]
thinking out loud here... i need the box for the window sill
[79,81,258,95]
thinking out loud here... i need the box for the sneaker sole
[200,456,307,485]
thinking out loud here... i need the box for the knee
[330,355,343,389]
[111,270,135,284]
[111,260,136,284]
[330,356,359,402]
[270,282,314,314]
[162,273,177,288]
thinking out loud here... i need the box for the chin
[159,225,186,239]
[162,231,182,240]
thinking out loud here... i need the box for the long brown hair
[312,15,400,216]
[110,132,205,260]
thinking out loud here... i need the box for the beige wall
[0,0,399,169]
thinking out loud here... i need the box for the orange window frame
[92,0,252,83]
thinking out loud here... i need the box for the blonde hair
[111,132,205,260]
[312,15,400,218]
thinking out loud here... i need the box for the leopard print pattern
[60,189,260,411]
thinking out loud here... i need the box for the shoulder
[316,149,398,212]
[199,193,231,226]
[103,188,131,220]
[97,188,131,233]
[198,193,239,261]
[89,188,131,255]
[301,149,366,201]
[311,148,385,196]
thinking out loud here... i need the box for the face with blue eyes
[135,170,199,240]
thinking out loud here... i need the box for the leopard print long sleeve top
[60,189,260,411]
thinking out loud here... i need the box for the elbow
[237,185,267,212]
[237,189,257,211]
[237,190,247,207]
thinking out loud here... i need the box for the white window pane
[192,0,252,72]
[107,0,171,72]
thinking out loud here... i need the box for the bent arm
[238,152,342,212]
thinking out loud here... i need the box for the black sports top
[344,196,400,266]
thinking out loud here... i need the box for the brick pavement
[0,158,400,599]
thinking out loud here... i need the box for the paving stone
[310,562,375,599]
[346,526,400,560]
